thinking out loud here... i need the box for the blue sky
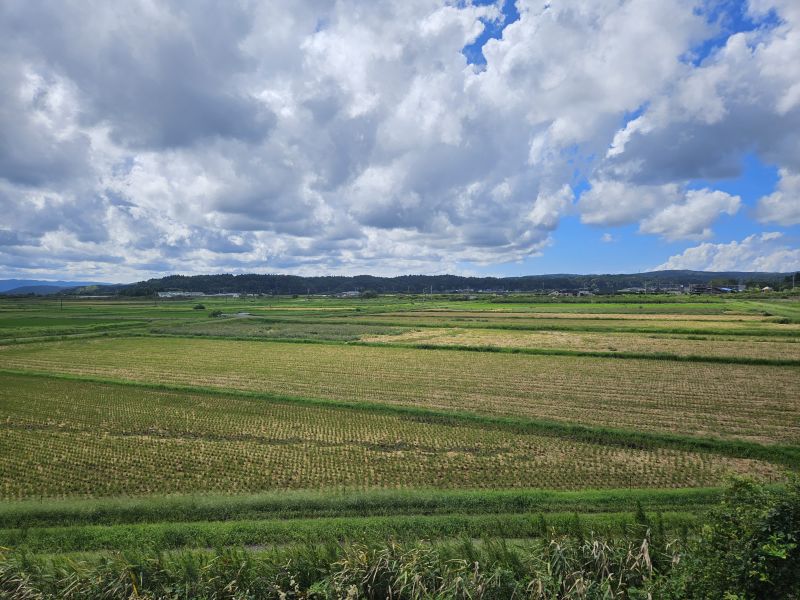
[0,0,798,282]
[458,0,798,276]
[468,153,794,275]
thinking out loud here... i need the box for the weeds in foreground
[0,533,675,599]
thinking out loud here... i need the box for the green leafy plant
[673,477,800,599]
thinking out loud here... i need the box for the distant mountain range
[53,270,797,296]
[0,279,105,294]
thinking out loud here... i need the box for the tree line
[86,270,796,297]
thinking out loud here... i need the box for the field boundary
[3,368,798,469]
[0,511,700,553]
[0,486,725,529]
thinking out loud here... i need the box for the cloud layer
[656,232,800,272]
[0,0,798,279]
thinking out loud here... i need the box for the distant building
[655,285,688,294]
[157,291,204,298]
[157,291,243,298]
[690,285,717,295]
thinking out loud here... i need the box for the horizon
[2,267,796,290]
[1,1,799,281]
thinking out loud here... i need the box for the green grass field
[0,294,797,569]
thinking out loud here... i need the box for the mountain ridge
[67,270,796,296]
[0,279,106,293]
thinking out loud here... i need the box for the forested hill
[86,270,795,296]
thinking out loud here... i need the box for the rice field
[0,294,797,571]
[2,336,798,445]
[0,317,148,342]
[379,310,772,321]
[150,318,410,341]
[329,313,800,335]
[362,327,800,361]
[2,373,782,500]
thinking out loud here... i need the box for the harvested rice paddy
[2,336,798,445]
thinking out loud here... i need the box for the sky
[0,0,799,283]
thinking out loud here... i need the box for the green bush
[192,303,205,310]
[672,477,800,599]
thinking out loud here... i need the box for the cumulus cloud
[598,0,800,184]
[0,0,797,279]
[579,181,682,227]
[756,168,800,225]
[1,2,275,150]
[0,62,90,186]
[579,183,740,241]
[654,232,800,272]
[639,189,741,241]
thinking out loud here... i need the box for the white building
[157,291,204,298]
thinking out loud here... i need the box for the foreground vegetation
[1,480,797,599]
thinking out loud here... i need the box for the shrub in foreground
[670,477,800,600]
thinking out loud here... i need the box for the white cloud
[599,0,800,184]
[756,168,800,225]
[579,180,682,227]
[654,232,800,272]
[527,185,574,230]
[0,0,798,279]
[580,182,740,241]
[639,189,740,240]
